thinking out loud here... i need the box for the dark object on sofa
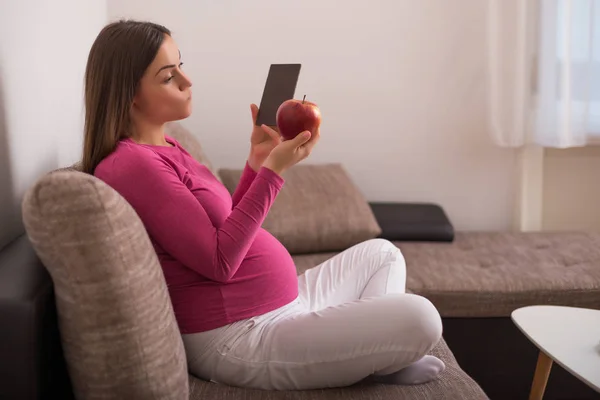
[369,202,454,242]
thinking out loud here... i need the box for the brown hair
[82,20,171,175]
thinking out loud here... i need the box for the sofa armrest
[0,235,73,399]
[368,202,455,242]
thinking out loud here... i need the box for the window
[555,0,600,135]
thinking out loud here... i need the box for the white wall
[108,0,518,231]
[543,147,600,231]
[0,0,107,249]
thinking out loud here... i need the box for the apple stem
[303,95,306,104]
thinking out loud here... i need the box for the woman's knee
[396,294,443,349]
[364,238,404,263]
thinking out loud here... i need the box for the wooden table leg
[529,350,553,400]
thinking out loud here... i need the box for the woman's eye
[164,76,174,83]
[179,62,184,69]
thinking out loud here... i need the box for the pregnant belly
[234,229,298,282]
[221,228,299,309]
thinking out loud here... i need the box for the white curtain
[488,0,600,148]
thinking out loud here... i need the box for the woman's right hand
[262,127,320,176]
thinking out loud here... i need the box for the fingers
[292,131,312,147]
[250,104,259,125]
[302,128,320,153]
[269,125,280,133]
[285,130,318,159]
[260,124,281,142]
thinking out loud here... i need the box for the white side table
[511,305,600,400]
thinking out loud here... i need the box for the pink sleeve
[102,152,284,283]
[231,161,258,208]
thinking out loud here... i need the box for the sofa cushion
[187,337,488,399]
[165,121,221,182]
[219,163,382,254]
[397,232,600,317]
[22,170,189,400]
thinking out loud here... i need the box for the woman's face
[133,35,193,124]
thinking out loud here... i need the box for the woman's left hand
[248,104,282,172]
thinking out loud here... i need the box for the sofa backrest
[1,122,216,400]
[22,169,189,399]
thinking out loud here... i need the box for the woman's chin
[172,108,193,121]
[182,103,193,118]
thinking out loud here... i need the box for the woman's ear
[130,96,140,122]
[131,92,139,108]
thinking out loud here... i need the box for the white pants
[182,239,443,391]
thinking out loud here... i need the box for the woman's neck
[130,121,172,147]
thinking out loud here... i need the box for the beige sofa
[8,122,488,400]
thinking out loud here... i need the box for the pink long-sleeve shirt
[94,135,299,333]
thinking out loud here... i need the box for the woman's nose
[180,72,192,89]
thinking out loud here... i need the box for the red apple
[276,96,322,141]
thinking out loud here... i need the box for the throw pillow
[219,163,382,254]
[22,171,189,400]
